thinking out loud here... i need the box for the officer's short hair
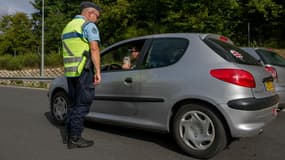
[80,1,102,12]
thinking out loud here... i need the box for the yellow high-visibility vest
[61,17,90,77]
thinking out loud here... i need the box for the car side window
[144,38,188,68]
[256,49,285,67]
[101,40,146,72]
[101,47,126,71]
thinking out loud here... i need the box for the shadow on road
[44,112,67,144]
[44,112,186,156]
[85,120,186,155]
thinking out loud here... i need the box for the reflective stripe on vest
[64,66,78,73]
[62,41,74,56]
[62,18,90,77]
[63,57,82,64]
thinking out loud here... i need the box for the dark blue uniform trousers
[66,69,94,137]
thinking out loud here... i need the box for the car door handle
[124,77,133,83]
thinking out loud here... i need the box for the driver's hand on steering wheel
[122,63,131,69]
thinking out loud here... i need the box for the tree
[29,0,285,52]
[0,13,37,55]
[31,0,82,53]
[234,0,284,47]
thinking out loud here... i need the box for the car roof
[242,47,273,52]
[240,47,262,60]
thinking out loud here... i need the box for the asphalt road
[0,86,284,160]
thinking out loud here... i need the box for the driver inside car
[122,46,140,70]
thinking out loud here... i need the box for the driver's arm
[122,56,131,69]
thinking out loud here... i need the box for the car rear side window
[256,49,285,67]
[204,38,261,65]
[144,38,188,68]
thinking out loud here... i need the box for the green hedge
[0,53,63,70]
[0,55,11,70]
[45,52,63,67]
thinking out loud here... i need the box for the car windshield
[256,49,285,67]
[204,38,261,66]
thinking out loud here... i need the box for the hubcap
[53,96,67,121]
[179,111,215,150]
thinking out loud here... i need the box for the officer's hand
[94,73,101,85]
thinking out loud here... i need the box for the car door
[135,37,190,125]
[89,39,148,117]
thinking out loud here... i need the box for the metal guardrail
[0,77,56,81]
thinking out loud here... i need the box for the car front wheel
[172,103,227,159]
[51,91,69,125]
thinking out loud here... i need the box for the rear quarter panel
[138,35,256,131]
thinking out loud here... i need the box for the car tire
[50,91,69,126]
[172,103,227,159]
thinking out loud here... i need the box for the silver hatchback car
[48,33,279,159]
[241,47,285,110]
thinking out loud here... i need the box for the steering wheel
[109,64,122,70]
[102,64,122,71]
